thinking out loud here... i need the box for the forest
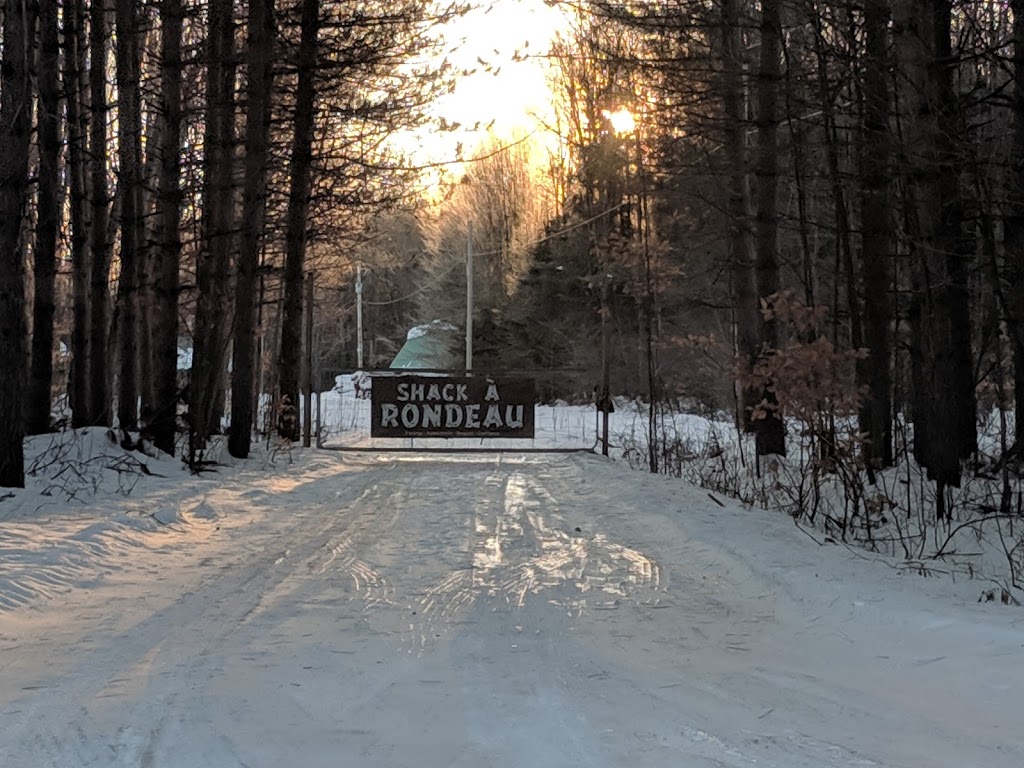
[0,0,1020,525]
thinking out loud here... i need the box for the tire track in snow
[479,472,664,606]
[0,462,389,768]
[0,513,209,611]
[396,463,667,655]
[395,467,508,654]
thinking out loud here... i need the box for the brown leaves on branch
[742,290,867,425]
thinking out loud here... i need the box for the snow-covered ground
[1,438,1022,767]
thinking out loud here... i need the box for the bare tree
[65,0,92,429]
[88,0,112,426]
[0,0,37,487]
[418,136,551,333]
[721,0,760,433]
[896,0,976,497]
[138,87,162,427]
[278,0,321,432]
[27,0,63,435]
[1007,0,1024,453]
[114,0,144,435]
[149,0,185,456]
[859,0,894,469]
[753,0,785,457]
[190,0,238,451]
[229,0,277,458]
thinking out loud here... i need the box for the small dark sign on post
[371,375,535,438]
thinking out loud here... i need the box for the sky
[397,0,569,169]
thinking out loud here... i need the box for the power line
[363,254,461,306]
[472,201,625,260]
[363,201,626,307]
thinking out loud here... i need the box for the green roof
[390,323,462,370]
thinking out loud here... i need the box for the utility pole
[302,270,313,448]
[466,222,474,372]
[356,264,364,370]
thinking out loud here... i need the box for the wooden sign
[371,375,535,438]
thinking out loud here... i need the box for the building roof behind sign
[390,321,462,370]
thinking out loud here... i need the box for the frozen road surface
[2,452,1022,767]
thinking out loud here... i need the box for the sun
[598,107,630,136]
[602,107,636,136]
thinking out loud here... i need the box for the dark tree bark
[1008,0,1024,451]
[65,0,92,428]
[721,0,760,434]
[810,6,861,353]
[753,0,785,457]
[88,0,113,426]
[896,0,976,492]
[229,0,277,459]
[190,0,237,451]
[278,0,321,434]
[933,0,976,464]
[152,0,185,456]
[115,0,143,435]
[27,0,63,436]
[0,0,38,487]
[138,101,162,423]
[860,0,895,469]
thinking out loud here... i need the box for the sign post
[466,224,473,373]
[371,375,535,439]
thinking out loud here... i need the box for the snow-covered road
[2,452,1022,767]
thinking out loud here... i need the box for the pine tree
[229,0,277,458]
[27,0,63,435]
[0,0,38,486]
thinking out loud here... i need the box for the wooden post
[601,278,611,456]
[466,223,474,372]
[302,270,313,447]
[356,265,364,369]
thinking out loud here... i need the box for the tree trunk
[190,0,237,451]
[721,0,760,434]
[27,0,63,436]
[934,0,976,463]
[896,0,976,491]
[782,44,816,315]
[1009,0,1024,451]
[115,0,143,436]
[898,0,941,481]
[152,0,185,456]
[278,0,320,435]
[66,0,92,428]
[138,98,162,423]
[811,7,861,354]
[860,0,895,469]
[0,0,37,487]
[229,0,277,459]
[88,0,112,426]
[754,0,785,457]
[137,8,163,429]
